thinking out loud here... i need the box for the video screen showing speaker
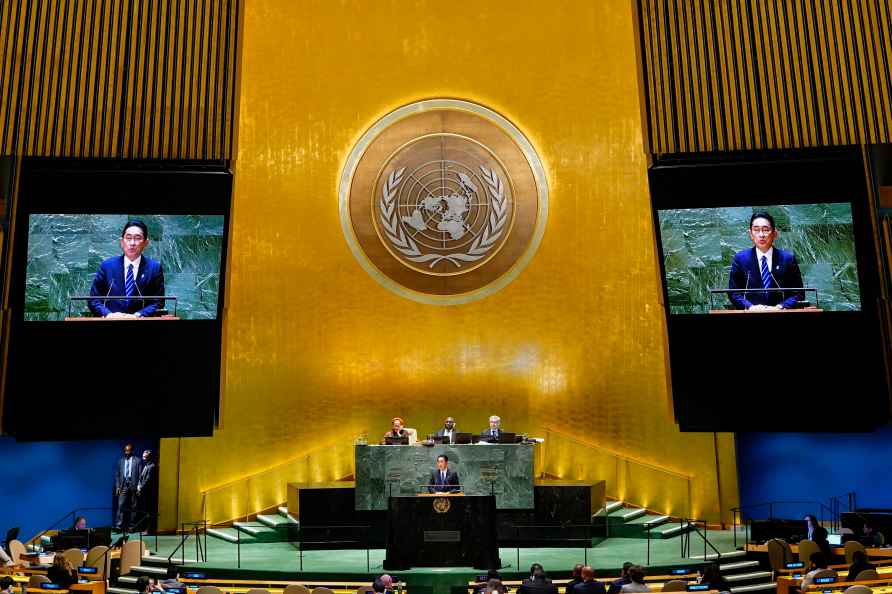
[656,203,862,314]
[2,159,232,439]
[649,148,887,431]
[23,214,224,321]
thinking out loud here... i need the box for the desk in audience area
[355,443,534,510]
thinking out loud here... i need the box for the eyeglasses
[750,226,774,235]
[123,234,145,242]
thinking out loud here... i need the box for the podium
[383,494,499,570]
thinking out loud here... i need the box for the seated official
[699,564,731,594]
[519,567,558,594]
[435,417,457,443]
[847,550,876,581]
[803,514,832,557]
[1,576,15,594]
[565,564,584,594]
[620,567,651,594]
[136,576,166,594]
[573,566,606,594]
[72,516,87,530]
[428,454,460,493]
[382,417,410,444]
[373,575,394,594]
[484,579,507,594]
[480,415,506,442]
[88,220,165,318]
[48,556,78,588]
[860,523,884,547]
[608,562,634,594]
[728,212,804,311]
[801,552,837,589]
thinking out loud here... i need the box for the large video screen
[25,214,224,320]
[657,203,861,314]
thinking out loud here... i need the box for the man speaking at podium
[89,220,165,318]
[428,454,460,493]
[728,212,804,311]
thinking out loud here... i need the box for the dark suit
[847,560,876,581]
[89,255,165,317]
[806,525,832,557]
[114,455,142,530]
[47,566,77,588]
[137,460,158,533]
[435,428,456,443]
[728,247,804,309]
[428,468,460,493]
[480,428,505,443]
[518,580,558,594]
[607,578,630,594]
[565,578,583,594]
[574,581,607,594]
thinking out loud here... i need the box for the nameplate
[671,569,690,575]
[182,572,207,579]
[815,577,836,584]
[40,584,63,590]
[686,585,709,591]
[424,530,461,542]
[78,567,98,574]
[785,562,804,569]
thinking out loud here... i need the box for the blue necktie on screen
[760,255,771,301]
[125,263,135,301]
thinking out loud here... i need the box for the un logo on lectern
[432,497,451,513]
[339,99,548,305]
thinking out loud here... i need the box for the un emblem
[339,99,548,305]
[432,497,452,513]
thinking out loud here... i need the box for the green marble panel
[24,214,225,320]
[354,443,535,511]
[658,204,861,313]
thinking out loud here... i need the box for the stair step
[660,523,694,537]
[257,514,298,528]
[620,508,647,522]
[725,572,773,583]
[130,565,167,576]
[720,560,761,572]
[232,522,283,542]
[278,506,290,517]
[109,588,139,594]
[730,584,776,594]
[604,501,624,514]
[207,527,256,544]
[636,515,670,528]
[118,577,138,585]
[689,550,747,561]
[142,554,196,565]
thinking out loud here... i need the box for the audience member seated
[0,548,12,568]
[801,552,837,589]
[566,564,585,594]
[574,566,606,594]
[47,556,77,588]
[861,524,884,547]
[847,550,876,582]
[135,576,166,594]
[620,567,651,594]
[804,515,832,557]
[1,576,15,594]
[699,564,731,594]
[519,567,558,594]
[374,575,394,594]
[484,579,507,594]
[608,562,634,594]
[72,516,87,530]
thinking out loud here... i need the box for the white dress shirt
[755,247,773,277]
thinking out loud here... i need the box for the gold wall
[159,0,739,529]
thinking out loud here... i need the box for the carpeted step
[659,522,696,538]
[117,576,139,586]
[206,527,258,544]
[109,587,138,594]
[594,501,625,516]
[689,550,747,561]
[730,583,776,594]
[610,513,673,538]
[724,571,773,584]
[129,565,167,576]
[257,514,298,528]
[720,560,761,573]
[233,522,286,542]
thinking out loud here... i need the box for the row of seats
[191,586,371,594]
[766,538,876,572]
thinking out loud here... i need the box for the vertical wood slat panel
[0,0,240,159]
[637,0,892,153]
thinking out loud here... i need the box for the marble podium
[355,443,535,511]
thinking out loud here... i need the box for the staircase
[687,550,776,594]
[206,505,298,544]
[594,501,692,539]
[109,551,187,594]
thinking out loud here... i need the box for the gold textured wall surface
[637,0,892,153]
[0,0,240,159]
[159,0,739,529]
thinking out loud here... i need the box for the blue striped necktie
[125,263,136,301]
[760,255,771,301]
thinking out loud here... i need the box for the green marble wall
[658,204,861,314]
[25,214,225,320]
[355,443,535,510]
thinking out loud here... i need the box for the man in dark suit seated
[608,562,634,594]
[518,566,557,594]
[574,566,606,594]
[428,455,460,493]
[88,220,165,318]
[480,415,506,442]
[565,564,584,594]
[728,212,804,311]
[434,417,457,443]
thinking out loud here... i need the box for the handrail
[681,518,722,560]
[730,493,856,548]
[167,521,208,565]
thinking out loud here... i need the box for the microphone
[133,273,146,312]
[768,268,790,308]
